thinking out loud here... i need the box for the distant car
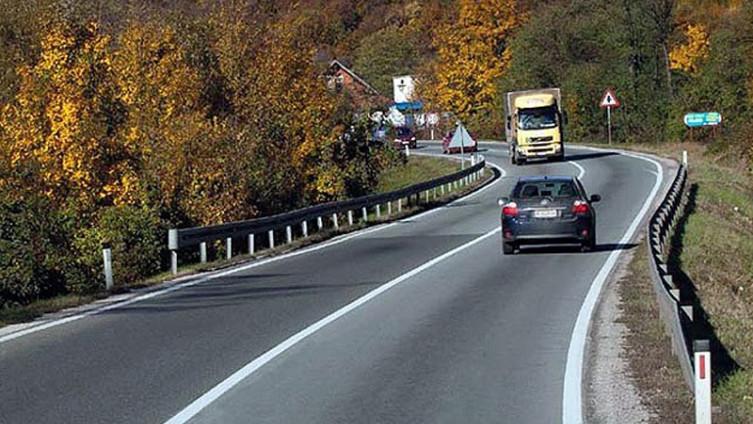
[498,176,600,254]
[442,129,478,154]
[393,127,417,149]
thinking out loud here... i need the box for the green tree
[352,26,419,96]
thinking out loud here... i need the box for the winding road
[0,142,673,424]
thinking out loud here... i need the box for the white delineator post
[683,150,688,166]
[200,242,207,263]
[102,247,113,290]
[607,105,612,145]
[405,144,410,157]
[248,234,255,255]
[226,238,232,260]
[694,339,712,424]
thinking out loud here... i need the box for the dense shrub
[0,194,69,307]
[67,206,162,294]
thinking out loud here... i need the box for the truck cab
[505,89,565,165]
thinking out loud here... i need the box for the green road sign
[684,112,722,128]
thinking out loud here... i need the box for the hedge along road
[0,142,669,424]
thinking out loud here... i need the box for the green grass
[377,156,460,193]
[0,294,102,327]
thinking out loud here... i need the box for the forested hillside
[1,0,751,307]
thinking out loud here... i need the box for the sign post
[600,89,621,145]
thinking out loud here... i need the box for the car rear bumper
[502,219,592,244]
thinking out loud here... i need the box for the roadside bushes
[68,206,162,294]
[0,194,68,308]
[0,194,163,306]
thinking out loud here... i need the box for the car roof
[516,175,575,183]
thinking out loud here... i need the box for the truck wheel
[503,242,516,255]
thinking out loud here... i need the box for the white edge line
[0,151,505,345]
[164,227,502,424]
[562,147,665,424]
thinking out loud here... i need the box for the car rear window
[513,180,578,199]
[397,127,412,136]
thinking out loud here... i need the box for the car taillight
[502,202,519,217]
[572,200,589,215]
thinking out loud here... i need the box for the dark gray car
[498,176,601,254]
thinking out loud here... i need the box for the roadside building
[326,60,389,111]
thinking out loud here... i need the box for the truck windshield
[518,107,558,130]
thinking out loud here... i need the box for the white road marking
[163,227,502,424]
[562,147,665,424]
[0,154,506,345]
[568,160,586,179]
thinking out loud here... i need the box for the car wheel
[503,242,516,255]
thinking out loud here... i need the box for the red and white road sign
[600,89,621,109]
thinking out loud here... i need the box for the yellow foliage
[1,21,118,209]
[669,24,710,74]
[424,0,521,122]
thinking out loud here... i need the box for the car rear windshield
[513,180,578,199]
[397,127,412,136]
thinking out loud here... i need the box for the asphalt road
[0,142,671,424]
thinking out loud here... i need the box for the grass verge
[584,141,753,422]
[0,155,489,329]
[618,241,694,421]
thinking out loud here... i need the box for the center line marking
[164,227,501,424]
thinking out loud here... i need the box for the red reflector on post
[700,354,706,380]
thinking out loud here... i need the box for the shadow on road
[103,279,382,314]
[517,242,638,255]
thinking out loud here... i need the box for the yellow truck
[504,88,566,165]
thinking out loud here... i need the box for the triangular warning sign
[600,89,621,109]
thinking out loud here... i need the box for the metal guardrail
[167,158,487,274]
[646,161,698,390]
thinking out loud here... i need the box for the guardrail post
[362,207,368,223]
[387,201,392,215]
[441,184,445,196]
[694,340,711,424]
[171,250,178,275]
[425,190,430,203]
[433,187,437,199]
[332,213,339,230]
[302,221,308,237]
[268,230,275,249]
[200,242,207,263]
[102,247,113,290]
[286,225,293,244]
[226,238,232,260]
[348,210,354,226]
[376,204,381,218]
[248,234,255,255]
[317,216,323,230]
[398,198,403,212]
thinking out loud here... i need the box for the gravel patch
[586,253,654,424]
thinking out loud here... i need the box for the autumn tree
[423,0,521,134]
[0,20,122,211]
